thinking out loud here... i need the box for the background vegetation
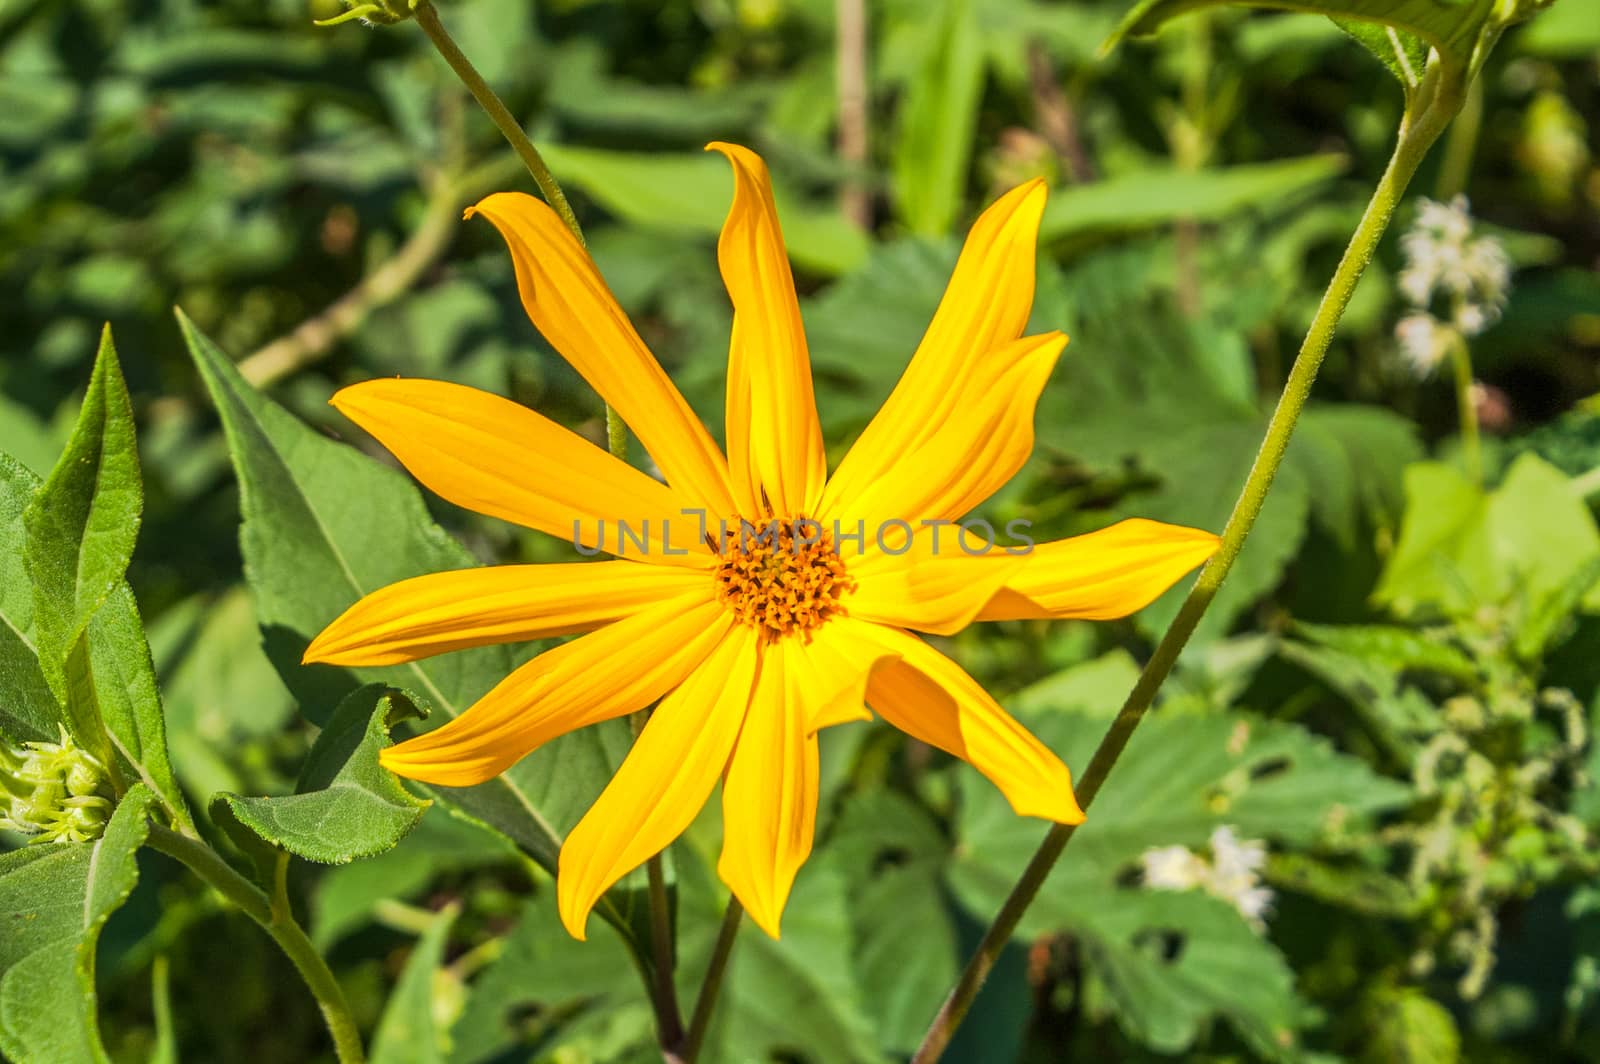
[3,0,1600,1061]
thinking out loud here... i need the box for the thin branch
[835,0,871,228]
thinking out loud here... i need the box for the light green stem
[909,71,1466,1064]
[682,900,744,1064]
[410,3,681,1051]
[1449,331,1482,484]
[148,826,365,1064]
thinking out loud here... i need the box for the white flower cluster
[1394,196,1512,375]
[1140,825,1274,931]
[0,726,113,844]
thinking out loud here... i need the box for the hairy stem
[682,900,744,1064]
[148,825,365,1064]
[909,71,1465,1064]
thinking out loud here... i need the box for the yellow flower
[304,143,1219,940]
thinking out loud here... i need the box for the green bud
[0,728,113,844]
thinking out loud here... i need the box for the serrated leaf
[890,0,985,236]
[1292,621,1479,683]
[177,311,647,945]
[1105,0,1499,72]
[0,785,156,1064]
[215,684,429,864]
[22,327,142,753]
[0,455,57,743]
[946,708,1409,1056]
[370,904,459,1064]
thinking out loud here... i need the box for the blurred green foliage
[4,0,1600,1061]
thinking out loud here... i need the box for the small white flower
[1141,845,1209,891]
[1140,826,1275,932]
[1396,313,1447,375]
[1397,196,1511,332]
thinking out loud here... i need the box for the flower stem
[909,71,1466,1064]
[412,0,581,244]
[682,899,743,1064]
[148,825,365,1064]
[1449,332,1482,484]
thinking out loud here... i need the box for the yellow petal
[787,622,892,732]
[976,519,1220,621]
[718,643,819,937]
[827,332,1064,528]
[332,378,711,565]
[822,179,1047,513]
[847,533,1021,636]
[466,193,737,517]
[304,561,708,667]
[379,590,729,786]
[709,142,827,516]
[859,624,1082,823]
[557,628,759,940]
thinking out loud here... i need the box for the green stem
[1449,331,1482,484]
[412,0,582,243]
[682,900,743,1064]
[148,825,365,1064]
[908,73,1465,1064]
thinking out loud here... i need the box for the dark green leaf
[215,684,429,864]
[0,785,156,1064]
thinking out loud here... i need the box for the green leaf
[538,144,870,276]
[830,791,959,1054]
[677,853,885,1064]
[1078,889,1306,1058]
[178,312,644,939]
[0,455,56,743]
[1104,0,1499,72]
[1039,155,1346,244]
[1374,455,1600,622]
[215,684,429,864]
[0,784,156,1064]
[1332,17,1430,86]
[891,0,985,235]
[370,904,459,1064]
[947,707,1409,1056]
[23,327,142,743]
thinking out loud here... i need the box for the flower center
[714,517,852,641]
